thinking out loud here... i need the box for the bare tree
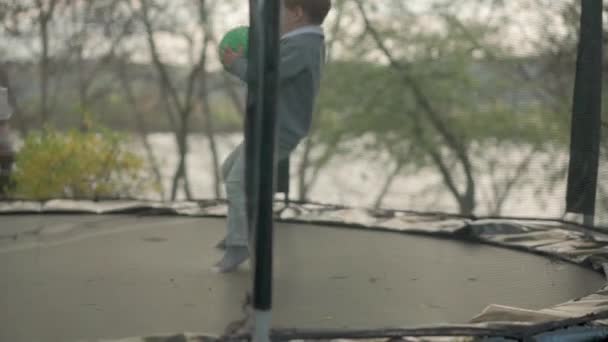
[116,56,166,200]
[34,0,60,124]
[356,0,477,214]
[135,0,218,200]
[64,0,135,130]
[373,142,414,209]
[197,0,222,198]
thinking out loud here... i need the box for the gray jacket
[229,28,326,151]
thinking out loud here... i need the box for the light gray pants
[222,142,293,247]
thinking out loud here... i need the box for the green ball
[219,26,249,62]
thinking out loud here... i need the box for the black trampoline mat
[0,215,603,342]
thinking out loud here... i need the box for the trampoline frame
[2,198,608,341]
[0,0,604,340]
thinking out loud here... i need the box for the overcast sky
[0,0,583,67]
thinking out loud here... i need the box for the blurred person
[214,0,331,273]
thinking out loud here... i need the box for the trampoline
[1,200,608,342]
[0,0,605,341]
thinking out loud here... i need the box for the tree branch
[356,0,476,214]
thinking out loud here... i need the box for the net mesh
[0,1,608,340]
[293,0,607,225]
[0,0,605,225]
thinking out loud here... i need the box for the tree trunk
[77,44,89,131]
[171,156,184,200]
[172,122,192,200]
[35,0,59,126]
[357,1,476,215]
[117,60,166,200]
[139,0,196,201]
[490,145,538,215]
[183,161,193,200]
[305,136,342,197]
[39,15,50,125]
[201,74,222,199]
[373,160,404,209]
[196,2,221,199]
[297,137,313,201]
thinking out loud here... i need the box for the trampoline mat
[0,215,604,342]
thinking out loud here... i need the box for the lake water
[137,133,576,221]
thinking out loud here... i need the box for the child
[0,87,14,196]
[214,0,331,273]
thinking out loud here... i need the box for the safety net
[0,0,606,341]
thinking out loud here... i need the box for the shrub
[10,126,151,200]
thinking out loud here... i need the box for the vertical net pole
[246,0,280,341]
[246,1,260,237]
[566,0,603,225]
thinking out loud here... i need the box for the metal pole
[245,0,262,233]
[565,0,603,224]
[245,0,280,341]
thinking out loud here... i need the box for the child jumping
[214,0,331,273]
